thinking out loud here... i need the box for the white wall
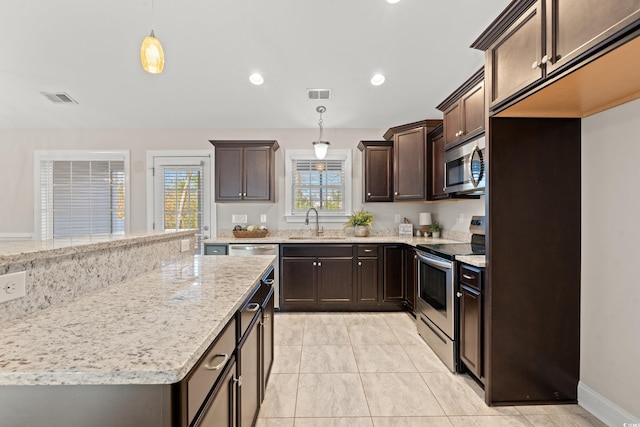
[0,128,484,237]
[581,98,640,420]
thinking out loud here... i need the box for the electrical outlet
[0,271,26,303]
[180,239,191,253]
[232,214,248,224]
[394,214,401,223]
[260,214,267,223]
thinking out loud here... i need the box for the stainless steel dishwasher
[228,244,279,309]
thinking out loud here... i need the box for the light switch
[260,214,267,223]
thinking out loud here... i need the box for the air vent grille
[307,88,331,100]
[41,92,78,104]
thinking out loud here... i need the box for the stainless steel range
[415,216,485,372]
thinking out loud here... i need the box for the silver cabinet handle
[212,250,219,253]
[263,279,274,285]
[317,262,322,267]
[541,54,549,64]
[244,193,247,196]
[246,302,260,312]
[414,254,417,259]
[358,261,362,266]
[204,353,229,370]
[456,292,463,298]
[313,261,317,266]
[263,313,269,320]
[234,375,243,387]
[531,60,539,69]
[238,192,243,196]
[364,249,373,253]
[463,274,475,280]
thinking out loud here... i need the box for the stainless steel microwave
[444,136,486,195]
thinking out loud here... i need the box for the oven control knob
[456,292,463,298]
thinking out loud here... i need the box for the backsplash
[0,232,195,324]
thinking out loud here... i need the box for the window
[34,151,130,239]
[285,149,352,222]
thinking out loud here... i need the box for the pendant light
[140,0,165,74]
[313,106,330,160]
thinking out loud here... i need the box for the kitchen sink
[288,236,347,240]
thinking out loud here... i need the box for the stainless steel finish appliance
[415,216,486,372]
[228,244,280,309]
[444,136,486,195]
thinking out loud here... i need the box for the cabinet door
[428,132,447,200]
[394,127,426,200]
[443,102,462,148]
[403,248,417,311]
[546,0,640,74]
[243,146,272,201]
[281,257,317,304]
[461,81,485,138]
[260,288,274,402]
[488,1,543,107]
[364,145,394,202]
[460,285,482,380]
[194,358,236,427]
[357,257,379,303]
[383,246,404,301]
[238,317,261,427]
[215,147,244,201]
[317,257,354,303]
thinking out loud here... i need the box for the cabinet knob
[367,192,371,196]
[243,193,247,197]
[238,192,243,196]
[541,54,549,64]
[318,262,322,267]
[394,191,398,195]
[456,292,463,298]
[531,60,539,69]
[234,375,243,387]
[358,261,362,266]
[313,261,317,266]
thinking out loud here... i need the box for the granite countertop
[209,236,463,246]
[0,230,196,265]
[0,255,275,386]
[456,255,486,268]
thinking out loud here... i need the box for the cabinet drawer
[459,264,482,290]
[357,245,379,257]
[203,244,228,255]
[238,284,262,341]
[187,317,236,425]
[281,244,353,257]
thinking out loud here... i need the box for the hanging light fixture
[140,0,165,74]
[313,106,330,160]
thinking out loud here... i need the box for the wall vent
[41,92,78,104]
[307,88,331,100]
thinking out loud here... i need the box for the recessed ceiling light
[370,74,386,86]
[387,0,400,4]
[249,73,264,85]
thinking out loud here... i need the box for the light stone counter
[0,255,275,386]
[456,255,486,268]
[209,236,463,246]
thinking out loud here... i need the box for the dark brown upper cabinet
[382,120,441,202]
[209,140,279,202]
[358,141,394,202]
[427,124,448,201]
[472,0,640,114]
[436,68,485,149]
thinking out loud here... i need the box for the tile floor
[256,311,606,427]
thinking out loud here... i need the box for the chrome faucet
[305,207,322,236]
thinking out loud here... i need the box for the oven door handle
[416,251,452,269]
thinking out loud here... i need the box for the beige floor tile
[360,372,445,416]
[382,312,417,327]
[343,312,390,326]
[448,415,534,426]
[352,344,417,373]
[303,323,351,345]
[258,373,299,418]
[299,345,358,373]
[348,323,400,345]
[275,316,305,346]
[402,344,450,373]
[514,404,589,416]
[372,416,454,427]
[296,373,370,417]
[271,346,302,373]
[388,323,425,345]
[523,413,608,426]
[422,373,519,416]
[304,313,346,326]
[256,418,295,427]
[294,417,374,427]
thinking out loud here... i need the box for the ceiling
[0,0,510,129]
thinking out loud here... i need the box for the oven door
[416,250,454,339]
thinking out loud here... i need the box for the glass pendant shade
[313,141,330,160]
[140,30,164,74]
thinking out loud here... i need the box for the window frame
[33,150,131,239]
[284,149,352,223]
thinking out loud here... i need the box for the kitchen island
[0,254,276,426]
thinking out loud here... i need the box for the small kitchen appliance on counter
[414,216,485,372]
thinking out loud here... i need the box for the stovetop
[417,234,485,261]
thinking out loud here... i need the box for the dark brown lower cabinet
[238,312,261,427]
[260,285,275,403]
[357,257,379,303]
[383,245,404,302]
[281,256,317,304]
[460,285,482,380]
[403,247,417,312]
[194,358,237,427]
[318,257,353,303]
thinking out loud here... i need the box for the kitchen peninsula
[0,240,276,426]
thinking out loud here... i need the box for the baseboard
[0,233,33,241]
[578,381,640,426]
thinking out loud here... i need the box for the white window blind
[159,166,203,232]
[37,154,127,239]
[292,159,345,213]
